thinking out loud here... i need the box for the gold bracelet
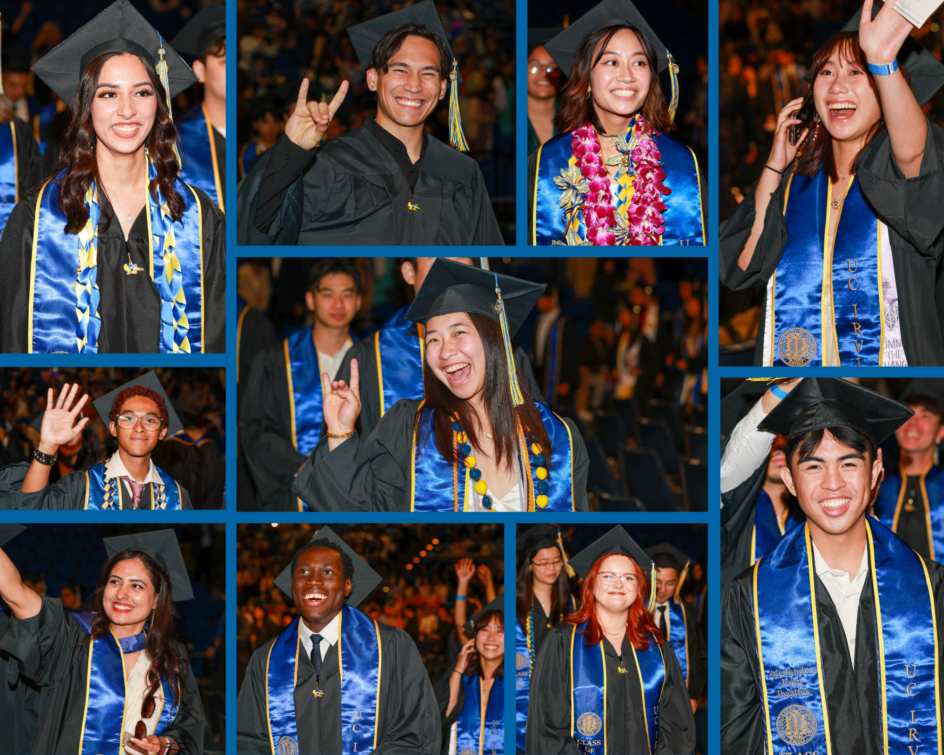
[326,430,355,439]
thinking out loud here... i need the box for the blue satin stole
[410,401,576,512]
[772,170,882,366]
[874,462,944,561]
[83,461,183,510]
[515,619,531,753]
[0,122,18,236]
[240,141,259,179]
[29,172,205,353]
[532,130,704,246]
[752,489,805,565]
[453,674,503,755]
[266,606,382,755]
[662,598,689,687]
[752,518,940,755]
[570,622,666,755]
[375,304,425,417]
[71,612,179,755]
[177,104,224,211]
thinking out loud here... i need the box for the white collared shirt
[104,451,163,486]
[811,541,869,667]
[318,340,354,385]
[298,611,340,672]
[720,398,775,498]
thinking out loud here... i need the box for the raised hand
[453,638,476,675]
[284,79,350,151]
[766,97,809,173]
[476,563,493,585]
[322,358,361,436]
[456,558,475,584]
[39,384,90,454]
[859,0,913,67]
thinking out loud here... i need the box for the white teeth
[820,499,850,509]
[611,90,637,96]
[445,363,469,374]
[396,98,422,106]
[829,102,856,110]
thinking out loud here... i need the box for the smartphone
[789,94,817,146]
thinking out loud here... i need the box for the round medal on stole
[776,704,817,746]
[459,749,477,755]
[777,328,817,367]
[516,652,528,671]
[277,735,300,755]
[576,712,603,737]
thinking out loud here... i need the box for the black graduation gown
[0,462,193,510]
[526,626,696,755]
[236,128,504,246]
[721,462,766,588]
[0,608,41,755]
[235,622,441,754]
[719,120,944,366]
[197,439,225,510]
[0,597,205,755]
[433,669,504,755]
[292,398,590,512]
[669,600,707,703]
[720,556,944,754]
[331,338,545,440]
[5,118,41,213]
[0,183,226,353]
[530,315,580,408]
[152,439,205,508]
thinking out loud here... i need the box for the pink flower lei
[570,118,671,245]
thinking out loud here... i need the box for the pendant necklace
[831,173,852,210]
[106,185,140,224]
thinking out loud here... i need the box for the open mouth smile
[827,101,856,122]
[395,97,424,109]
[443,362,471,385]
[111,123,143,138]
[112,602,134,613]
[303,591,328,607]
[818,496,852,516]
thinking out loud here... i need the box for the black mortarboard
[171,4,225,59]
[93,371,183,438]
[900,378,944,411]
[32,0,197,104]
[720,380,769,440]
[528,28,559,55]
[570,525,656,610]
[517,524,561,558]
[757,378,913,447]
[274,526,383,608]
[103,529,194,602]
[545,0,673,77]
[347,0,469,150]
[465,596,503,634]
[0,524,26,548]
[645,542,690,599]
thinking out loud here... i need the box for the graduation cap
[274,525,383,608]
[720,380,770,441]
[757,378,913,447]
[406,259,545,407]
[528,28,560,55]
[347,0,469,151]
[103,529,194,602]
[644,542,690,600]
[544,0,680,119]
[0,524,26,548]
[517,524,561,558]
[171,4,225,59]
[32,0,197,108]
[465,596,503,634]
[900,378,944,411]
[569,525,657,612]
[93,371,183,438]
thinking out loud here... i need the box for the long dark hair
[85,549,184,705]
[556,24,674,135]
[795,32,909,181]
[464,609,504,679]
[420,313,551,474]
[56,51,184,234]
[515,545,572,630]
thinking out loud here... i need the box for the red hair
[109,386,169,428]
[565,553,664,651]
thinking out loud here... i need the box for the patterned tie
[658,606,668,635]
[310,634,324,676]
[121,476,147,510]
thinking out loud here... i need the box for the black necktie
[310,634,323,676]
[658,606,667,635]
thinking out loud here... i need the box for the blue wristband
[456,595,467,601]
[770,383,788,400]
[867,59,899,76]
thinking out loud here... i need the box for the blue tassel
[666,48,679,122]
[448,58,469,152]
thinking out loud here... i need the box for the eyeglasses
[532,559,563,568]
[133,692,156,739]
[528,64,561,76]
[117,414,162,430]
[598,572,637,584]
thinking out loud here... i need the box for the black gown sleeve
[469,162,505,246]
[655,641,697,754]
[0,463,88,510]
[514,344,546,405]
[0,191,39,352]
[327,339,382,439]
[720,463,765,587]
[433,668,465,730]
[565,418,590,513]
[235,644,272,754]
[683,601,707,702]
[525,628,582,755]
[195,188,226,353]
[14,118,41,194]
[161,642,207,754]
[237,307,278,410]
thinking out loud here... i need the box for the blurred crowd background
[238,257,709,512]
[1,523,226,751]
[0,0,223,175]
[719,0,944,361]
[236,523,503,688]
[235,0,516,240]
[0,367,226,508]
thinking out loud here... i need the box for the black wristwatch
[32,448,57,466]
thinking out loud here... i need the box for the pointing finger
[349,358,359,399]
[328,80,350,119]
[296,78,311,114]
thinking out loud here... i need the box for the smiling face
[475,614,504,660]
[896,404,944,456]
[588,28,653,129]
[654,566,678,604]
[592,554,639,613]
[109,395,167,458]
[291,546,351,632]
[527,45,562,100]
[530,546,563,587]
[812,44,882,144]
[781,430,882,539]
[425,312,487,401]
[103,558,158,628]
[90,53,158,159]
[306,272,361,331]
[368,35,447,132]
[194,46,226,103]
